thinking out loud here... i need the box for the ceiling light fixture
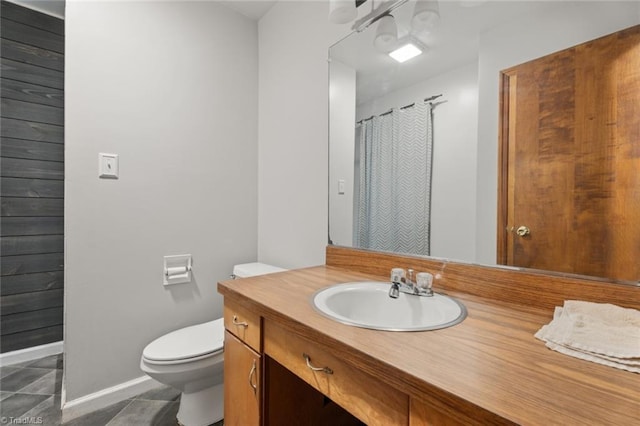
[374,14,398,52]
[331,0,441,34]
[411,0,440,33]
[389,42,423,63]
[328,0,436,61]
[352,0,409,32]
[329,0,358,24]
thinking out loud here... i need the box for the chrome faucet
[389,268,434,298]
[389,268,405,298]
[389,282,401,298]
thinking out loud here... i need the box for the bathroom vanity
[218,246,640,425]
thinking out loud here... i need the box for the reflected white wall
[329,60,357,246]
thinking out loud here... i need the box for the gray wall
[0,0,64,353]
[64,0,258,402]
[257,1,350,268]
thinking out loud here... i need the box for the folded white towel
[543,340,640,373]
[535,301,640,373]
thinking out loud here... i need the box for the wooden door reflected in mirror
[498,25,640,281]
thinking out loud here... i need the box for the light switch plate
[99,153,119,179]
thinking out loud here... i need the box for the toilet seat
[142,348,224,366]
[142,318,224,364]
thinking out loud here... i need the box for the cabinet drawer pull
[248,359,258,395]
[303,353,333,374]
[232,315,249,328]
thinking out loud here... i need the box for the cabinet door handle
[232,315,248,328]
[303,353,333,374]
[248,359,258,395]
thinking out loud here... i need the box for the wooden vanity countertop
[218,265,640,425]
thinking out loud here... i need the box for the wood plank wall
[1,1,64,353]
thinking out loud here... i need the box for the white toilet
[140,262,285,426]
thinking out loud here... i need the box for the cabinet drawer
[410,396,514,426]
[264,320,409,426]
[224,300,261,352]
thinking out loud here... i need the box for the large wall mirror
[328,0,640,284]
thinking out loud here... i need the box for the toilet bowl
[140,262,286,426]
[140,318,225,426]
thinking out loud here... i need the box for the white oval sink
[312,281,467,331]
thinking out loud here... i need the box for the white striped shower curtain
[354,100,433,256]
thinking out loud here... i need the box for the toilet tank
[232,262,286,278]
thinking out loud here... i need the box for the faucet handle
[406,269,415,284]
[416,272,434,292]
[390,268,405,284]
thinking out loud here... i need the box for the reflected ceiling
[330,1,557,105]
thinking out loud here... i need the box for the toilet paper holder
[163,254,192,286]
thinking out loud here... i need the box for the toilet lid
[143,318,224,362]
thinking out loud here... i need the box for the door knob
[516,225,530,237]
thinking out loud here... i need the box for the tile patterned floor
[0,354,224,426]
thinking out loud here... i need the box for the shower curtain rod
[357,94,443,125]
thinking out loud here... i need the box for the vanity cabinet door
[224,331,260,426]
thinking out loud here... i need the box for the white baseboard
[0,341,63,366]
[61,375,161,423]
